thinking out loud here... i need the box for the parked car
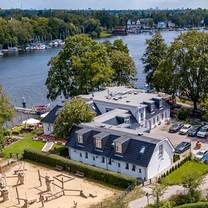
[169,123,184,133]
[197,125,208,138]
[175,142,191,154]
[195,150,208,160]
[179,124,192,135]
[187,125,202,137]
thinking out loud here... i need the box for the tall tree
[154,31,208,110]
[54,97,96,138]
[142,32,167,87]
[46,34,112,100]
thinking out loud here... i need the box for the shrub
[177,109,189,121]
[49,146,68,157]
[173,154,180,163]
[174,202,208,208]
[23,149,137,189]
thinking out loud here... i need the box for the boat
[8,47,18,52]
[0,51,3,56]
[26,43,46,51]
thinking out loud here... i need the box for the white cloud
[1,0,208,9]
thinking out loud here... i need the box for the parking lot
[150,123,208,152]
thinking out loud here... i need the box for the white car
[195,150,208,160]
[197,125,208,138]
[179,124,192,135]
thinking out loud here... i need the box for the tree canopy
[153,31,208,110]
[142,32,167,87]
[46,34,136,100]
[54,97,96,138]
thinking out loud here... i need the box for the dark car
[175,142,191,154]
[187,125,202,137]
[169,123,184,133]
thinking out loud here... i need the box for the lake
[0,31,181,107]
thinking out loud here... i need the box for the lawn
[2,133,45,158]
[99,31,112,38]
[161,161,208,185]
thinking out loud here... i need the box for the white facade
[43,123,54,135]
[68,138,174,180]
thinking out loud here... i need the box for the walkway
[128,185,185,208]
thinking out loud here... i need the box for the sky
[1,0,208,10]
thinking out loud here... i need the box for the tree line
[1,8,208,48]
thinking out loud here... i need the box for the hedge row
[23,149,137,189]
[175,202,208,208]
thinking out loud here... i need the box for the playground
[0,162,116,208]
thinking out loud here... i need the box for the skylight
[140,146,146,154]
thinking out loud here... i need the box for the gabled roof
[41,105,62,124]
[66,124,162,167]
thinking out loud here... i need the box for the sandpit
[0,161,117,208]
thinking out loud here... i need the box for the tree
[104,39,136,86]
[54,97,96,138]
[83,18,101,38]
[182,173,202,203]
[0,86,14,151]
[151,183,167,208]
[142,32,167,87]
[154,31,208,110]
[111,50,136,86]
[46,34,112,100]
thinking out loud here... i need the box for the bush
[49,146,68,157]
[173,154,180,163]
[23,149,137,189]
[175,202,208,208]
[177,109,189,121]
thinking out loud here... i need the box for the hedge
[23,149,137,189]
[175,202,208,208]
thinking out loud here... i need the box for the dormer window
[159,100,163,108]
[124,117,130,124]
[115,143,122,153]
[77,135,83,144]
[95,138,102,149]
[150,104,155,112]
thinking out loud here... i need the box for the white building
[80,86,170,131]
[127,19,141,33]
[67,123,174,180]
[41,105,62,135]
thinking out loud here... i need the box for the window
[132,165,136,171]
[115,143,122,153]
[139,168,142,173]
[159,145,164,158]
[80,153,82,157]
[77,135,83,144]
[95,138,102,149]
[157,116,160,122]
[108,158,112,165]
[153,118,156,125]
[140,146,146,154]
[124,118,130,124]
[126,163,129,170]
[118,163,120,167]
[102,157,105,163]
[161,113,164,120]
[151,104,154,112]
[93,156,95,161]
[85,152,88,159]
[159,100,163,108]
[141,112,144,121]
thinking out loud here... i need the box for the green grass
[99,31,112,38]
[2,133,45,158]
[161,161,208,185]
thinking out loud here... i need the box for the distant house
[127,19,141,33]
[41,105,62,135]
[167,21,176,28]
[140,18,154,29]
[157,21,167,29]
[66,123,174,180]
[112,27,127,35]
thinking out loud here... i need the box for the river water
[0,31,181,107]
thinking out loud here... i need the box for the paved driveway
[149,123,208,151]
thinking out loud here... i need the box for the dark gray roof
[146,100,170,119]
[66,124,159,167]
[41,105,63,124]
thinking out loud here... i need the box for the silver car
[197,125,208,138]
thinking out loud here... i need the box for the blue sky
[1,0,208,10]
